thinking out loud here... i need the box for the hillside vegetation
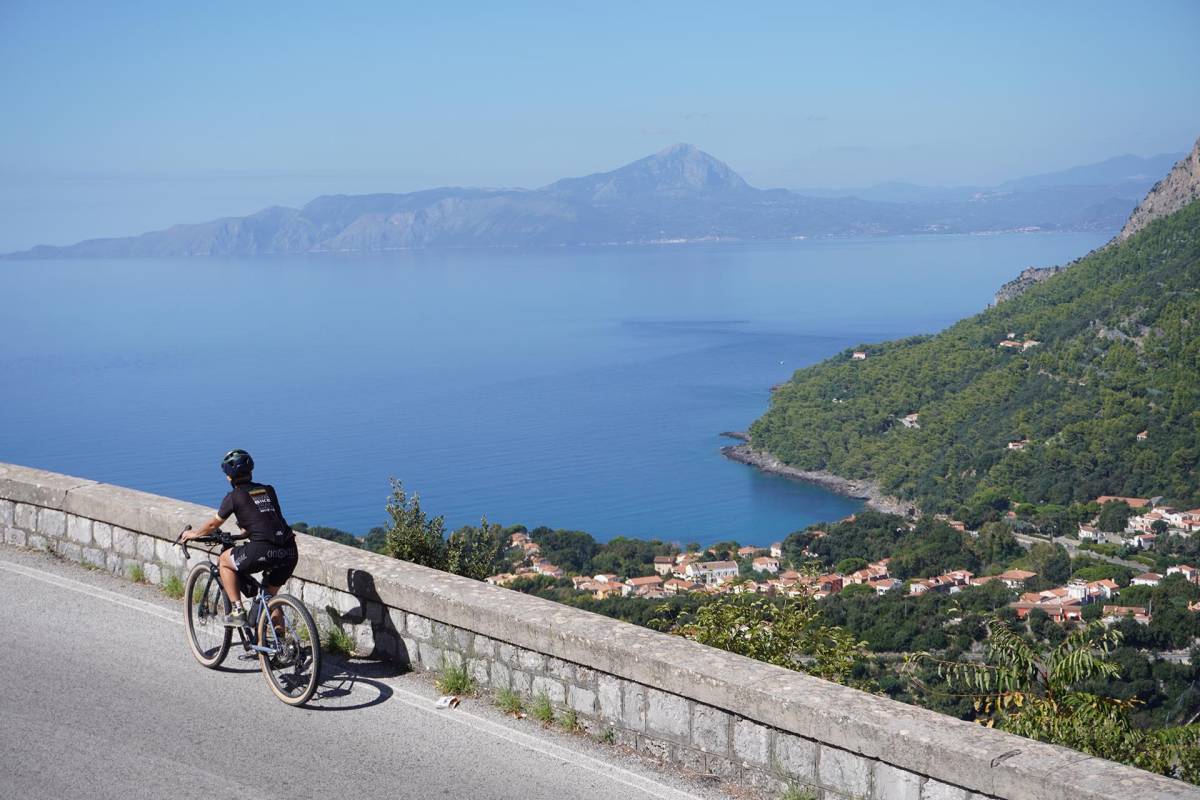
[750,200,1200,514]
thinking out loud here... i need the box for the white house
[752,556,780,574]
[685,560,740,586]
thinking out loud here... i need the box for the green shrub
[128,564,146,583]
[495,688,523,715]
[530,692,554,723]
[323,625,355,657]
[161,573,184,599]
[436,662,476,696]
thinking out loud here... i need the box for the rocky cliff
[992,265,1063,304]
[1118,136,1200,241]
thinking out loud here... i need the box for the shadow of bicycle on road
[305,654,406,712]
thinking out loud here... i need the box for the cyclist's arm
[180,515,227,542]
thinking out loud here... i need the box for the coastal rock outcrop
[1118,136,1200,241]
[993,265,1063,305]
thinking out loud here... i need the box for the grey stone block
[136,534,156,562]
[471,633,495,658]
[568,685,596,715]
[440,650,464,670]
[705,754,740,779]
[400,637,419,667]
[678,746,706,774]
[597,674,622,722]
[922,780,968,800]
[575,665,597,688]
[92,521,113,549]
[818,746,872,799]
[875,762,924,800]
[406,614,432,640]
[734,718,770,767]
[112,526,137,556]
[638,735,672,763]
[448,626,472,654]
[155,538,184,568]
[0,499,12,526]
[691,704,730,755]
[27,534,48,551]
[531,675,566,705]
[613,728,638,750]
[14,503,37,531]
[40,508,67,538]
[4,527,26,547]
[491,661,512,690]
[518,650,546,674]
[622,682,647,730]
[646,688,690,741]
[106,553,123,575]
[509,669,533,695]
[547,656,575,684]
[83,548,106,568]
[468,658,489,686]
[66,515,92,545]
[430,620,452,644]
[417,641,442,669]
[497,642,519,666]
[56,541,83,562]
[774,735,818,785]
[143,562,162,585]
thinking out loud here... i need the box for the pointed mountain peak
[550,144,750,200]
[1118,135,1200,241]
[654,142,702,158]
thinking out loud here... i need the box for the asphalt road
[0,546,722,800]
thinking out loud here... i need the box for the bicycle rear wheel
[184,563,232,668]
[257,594,321,706]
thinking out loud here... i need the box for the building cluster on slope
[486,507,1200,626]
[1077,496,1200,550]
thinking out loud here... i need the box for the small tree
[447,516,504,581]
[382,479,446,570]
[676,593,866,685]
[906,618,1200,783]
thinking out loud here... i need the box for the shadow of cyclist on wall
[307,568,413,710]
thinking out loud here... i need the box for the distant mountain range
[5,144,1184,259]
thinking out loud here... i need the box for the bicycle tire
[257,594,321,706]
[184,563,232,668]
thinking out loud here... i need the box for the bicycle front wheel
[257,594,321,706]
[184,563,231,668]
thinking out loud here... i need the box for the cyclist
[180,449,298,627]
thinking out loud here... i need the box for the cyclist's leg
[218,549,243,608]
[264,544,299,631]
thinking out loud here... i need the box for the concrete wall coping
[2,461,1195,800]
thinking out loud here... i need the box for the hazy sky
[2,0,1198,250]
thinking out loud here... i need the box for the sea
[1,232,1107,546]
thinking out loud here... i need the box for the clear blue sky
[1,0,1198,249]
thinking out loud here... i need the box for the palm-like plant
[907,618,1200,784]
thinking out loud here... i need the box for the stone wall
[2,463,1196,800]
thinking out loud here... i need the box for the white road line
[0,555,703,800]
[0,559,181,624]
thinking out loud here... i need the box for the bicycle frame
[184,533,282,658]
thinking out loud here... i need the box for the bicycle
[177,525,322,706]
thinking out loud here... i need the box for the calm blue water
[1,233,1106,545]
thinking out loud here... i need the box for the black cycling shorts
[229,540,298,587]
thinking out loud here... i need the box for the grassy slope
[750,200,1200,512]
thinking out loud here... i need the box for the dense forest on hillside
[750,200,1200,513]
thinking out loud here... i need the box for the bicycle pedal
[238,653,259,661]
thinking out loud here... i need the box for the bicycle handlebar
[176,525,248,560]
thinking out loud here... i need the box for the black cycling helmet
[220,449,254,479]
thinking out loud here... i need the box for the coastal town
[485,496,1200,630]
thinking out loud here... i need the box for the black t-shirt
[217,481,294,545]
